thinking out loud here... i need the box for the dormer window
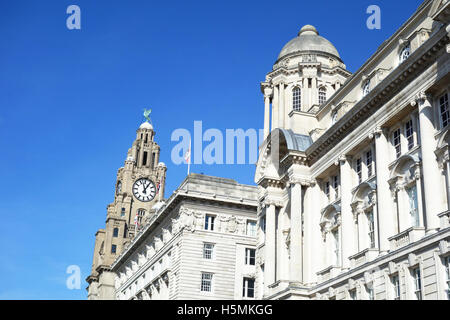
[362,80,371,97]
[293,87,302,111]
[399,43,411,63]
[319,87,327,105]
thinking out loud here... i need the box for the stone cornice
[306,27,449,165]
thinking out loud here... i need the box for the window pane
[201,273,213,292]
[440,93,449,128]
[405,120,414,150]
[293,88,301,111]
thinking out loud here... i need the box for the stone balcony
[348,248,380,268]
[438,210,450,230]
[388,227,425,251]
[316,265,342,283]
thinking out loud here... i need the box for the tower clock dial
[132,178,156,202]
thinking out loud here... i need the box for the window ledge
[438,210,450,230]
[348,248,379,268]
[316,265,342,282]
[388,227,425,251]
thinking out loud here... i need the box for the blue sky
[0,0,424,299]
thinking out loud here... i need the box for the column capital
[264,198,284,208]
[335,154,352,166]
[288,176,314,187]
[369,126,389,139]
[412,91,432,107]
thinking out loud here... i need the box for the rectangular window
[366,150,373,178]
[413,267,422,300]
[349,289,357,300]
[245,248,256,266]
[356,158,362,184]
[325,181,330,200]
[121,207,126,217]
[113,228,119,237]
[367,210,375,249]
[203,243,214,260]
[111,244,117,254]
[366,285,374,300]
[142,151,148,166]
[391,274,401,300]
[205,215,215,231]
[405,119,414,150]
[201,272,213,292]
[393,129,401,159]
[332,175,339,198]
[440,93,449,128]
[242,278,255,298]
[260,216,266,234]
[246,220,257,237]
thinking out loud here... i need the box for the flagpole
[187,138,191,176]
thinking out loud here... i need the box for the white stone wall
[256,0,450,300]
[111,174,258,300]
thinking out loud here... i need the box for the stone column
[290,181,303,283]
[272,86,279,130]
[416,93,444,233]
[264,203,276,292]
[373,128,395,253]
[413,164,425,227]
[338,155,355,268]
[264,94,271,140]
[303,181,320,284]
[279,83,285,128]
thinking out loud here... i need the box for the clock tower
[86,118,167,300]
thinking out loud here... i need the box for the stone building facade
[255,0,450,300]
[111,174,259,300]
[86,121,167,300]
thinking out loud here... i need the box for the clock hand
[142,181,150,193]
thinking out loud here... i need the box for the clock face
[132,178,156,202]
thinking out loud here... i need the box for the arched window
[362,80,370,97]
[113,228,119,237]
[292,87,301,111]
[399,43,411,63]
[351,182,378,251]
[137,209,146,225]
[319,87,327,105]
[320,205,342,267]
[388,154,423,233]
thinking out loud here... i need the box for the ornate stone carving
[227,215,238,233]
[178,206,197,232]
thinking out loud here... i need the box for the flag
[134,211,140,231]
[184,140,191,175]
[184,144,191,164]
[156,176,162,192]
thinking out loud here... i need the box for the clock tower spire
[86,115,167,300]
